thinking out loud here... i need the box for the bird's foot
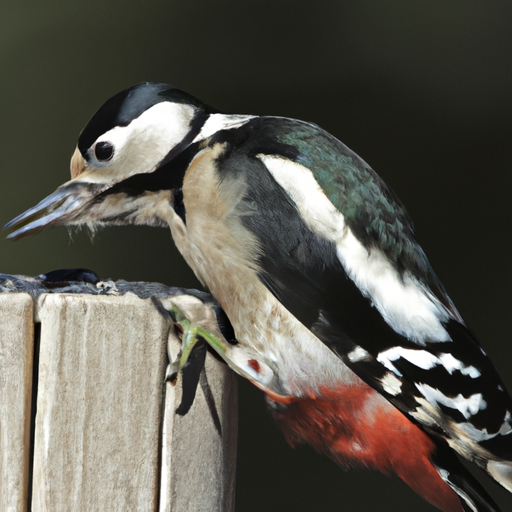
[165,301,295,404]
[166,303,227,382]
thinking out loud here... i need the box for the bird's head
[4,82,214,239]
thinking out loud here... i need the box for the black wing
[211,116,512,462]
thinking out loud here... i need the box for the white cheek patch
[377,347,481,378]
[415,383,487,420]
[81,102,197,185]
[259,154,451,344]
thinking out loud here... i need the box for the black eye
[94,141,114,161]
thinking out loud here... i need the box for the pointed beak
[3,180,108,240]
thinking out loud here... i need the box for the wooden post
[0,293,34,512]
[0,276,237,512]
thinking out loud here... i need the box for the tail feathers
[487,460,512,494]
[432,446,501,512]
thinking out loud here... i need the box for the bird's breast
[164,144,359,396]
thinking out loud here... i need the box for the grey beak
[3,181,107,240]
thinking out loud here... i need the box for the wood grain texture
[32,293,169,511]
[0,281,237,512]
[160,294,238,512]
[0,293,34,512]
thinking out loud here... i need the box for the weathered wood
[0,276,237,512]
[160,295,237,512]
[32,293,169,511]
[0,293,34,512]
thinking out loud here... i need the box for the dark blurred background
[1,1,512,510]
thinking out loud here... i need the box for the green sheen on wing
[276,121,431,279]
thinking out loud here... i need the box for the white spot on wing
[377,346,481,378]
[415,382,487,419]
[499,411,512,436]
[455,421,500,442]
[380,373,403,396]
[347,346,371,363]
[377,354,403,376]
[378,347,438,376]
[438,353,480,378]
[259,154,451,344]
[499,421,512,436]
[438,468,450,479]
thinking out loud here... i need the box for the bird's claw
[165,302,291,403]
[166,303,228,382]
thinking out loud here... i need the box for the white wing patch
[259,154,451,344]
[498,411,512,435]
[415,383,487,420]
[380,373,403,396]
[378,347,438,376]
[377,347,481,378]
[438,353,481,378]
[337,234,451,344]
[461,418,512,441]
[347,346,371,363]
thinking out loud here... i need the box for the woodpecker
[4,82,512,512]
